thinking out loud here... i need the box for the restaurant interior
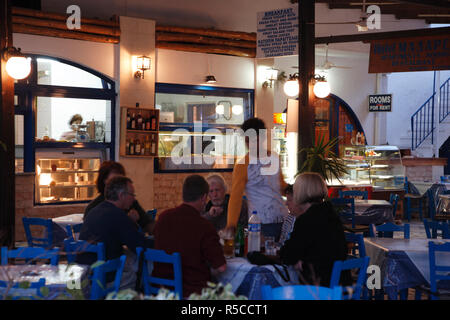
[0,0,449,301]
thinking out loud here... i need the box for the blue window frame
[14,55,116,173]
[155,83,254,173]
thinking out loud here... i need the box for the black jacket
[279,201,352,287]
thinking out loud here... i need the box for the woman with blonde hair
[279,172,351,287]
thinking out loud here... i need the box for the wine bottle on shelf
[144,135,151,155]
[135,138,141,154]
[145,114,151,130]
[131,112,136,129]
[129,139,135,155]
[126,111,131,129]
[141,140,145,155]
[151,140,156,155]
[137,111,143,130]
[126,139,130,155]
[151,113,157,131]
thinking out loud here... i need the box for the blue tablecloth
[341,200,394,226]
[215,257,299,300]
[364,238,450,299]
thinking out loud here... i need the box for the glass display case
[35,149,102,204]
[157,128,246,171]
[340,145,405,189]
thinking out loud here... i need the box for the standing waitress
[225,118,288,242]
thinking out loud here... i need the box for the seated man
[153,175,226,298]
[78,176,153,287]
[202,174,248,231]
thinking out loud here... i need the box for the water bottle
[248,210,261,252]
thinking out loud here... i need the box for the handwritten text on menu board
[257,6,298,58]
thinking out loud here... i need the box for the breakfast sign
[369,34,450,73]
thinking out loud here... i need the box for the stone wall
[153,172,233,216]
[15,173,87,242]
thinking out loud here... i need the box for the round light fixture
[284,79,299,97]
[313,79,331,98]
[5,56,31,80]
[232,104,243,115]
[216,104,225,115]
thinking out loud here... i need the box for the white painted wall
[156,49,254,89]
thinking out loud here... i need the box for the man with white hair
[203,174,248,231]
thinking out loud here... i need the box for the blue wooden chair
[90,255,126,300]
[331,198,356,228]
[416,242,450,300]
[330,256,370,300]
[441,176,450,183]
[423,219,450,239]
[22,217,54,248]
[402,177,423,221]
[339,190,368,200]
[369,222,410,239]
[261,284,342,300]
[65,223,83,242]
[63,239,105,264]
[1,247,60,265]
[344,232,366,258]
[138,247,183,299]
[389,193,400,218]
[0,278,46,300]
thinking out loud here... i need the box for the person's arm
[226,160,248,230]
[116,211,153,253]
[279,218,310,265]
[201,224,226,272]
[279,168,288,196]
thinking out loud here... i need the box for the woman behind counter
[84,160,154,234]
[279,172,351,287]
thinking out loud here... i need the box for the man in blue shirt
[79,176,153,287]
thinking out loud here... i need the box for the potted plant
[297,135,348,186]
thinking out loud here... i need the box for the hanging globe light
[283,73,299,97]
[313,75,331,98]
[3,47,31,80]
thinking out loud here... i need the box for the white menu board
[256,6,298,58]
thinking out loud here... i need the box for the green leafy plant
[297,135,348,182]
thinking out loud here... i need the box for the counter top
[401,157,447,166]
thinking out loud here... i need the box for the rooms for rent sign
[256,6,298,58]
[369,34,450,73]
[369,94,392,112]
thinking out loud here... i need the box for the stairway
[408,77,450,157]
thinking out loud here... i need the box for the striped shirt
[279,214,296,245]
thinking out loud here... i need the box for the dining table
[0,264,90,299]
[364,237,450,299]
[51,213,84,246]
[340,199,394,226]
[214,257,299,300]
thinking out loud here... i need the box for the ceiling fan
[316,44,352,71]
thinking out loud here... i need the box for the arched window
[14,55,116,173]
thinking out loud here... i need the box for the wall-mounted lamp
[2,47,31,80]
[205,75,217,83]
[134,55,151,79]
[313,74,331,98]
[262,68,279,88]
[283,73,299,97]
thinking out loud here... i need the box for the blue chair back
[90,255,126,300]
[423,219,450,239]
[139,247,183,299]
[389,193,399,217]
[331,198,356,228]
[369,222,410,239]
[428,241,450,299]
[339,190,368,200]
[441,176,450,183]
[1,247,60,265]
[146,209,157,221]
[329,256,370,300]
[261,284,342,300]
[65,223,83,242]
[344,232,366,258]
[63,239,105,263]
[0,278,46,300]
[22,217,54,248]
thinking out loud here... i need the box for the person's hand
[208,206,223,218]
[128,209,140,223]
